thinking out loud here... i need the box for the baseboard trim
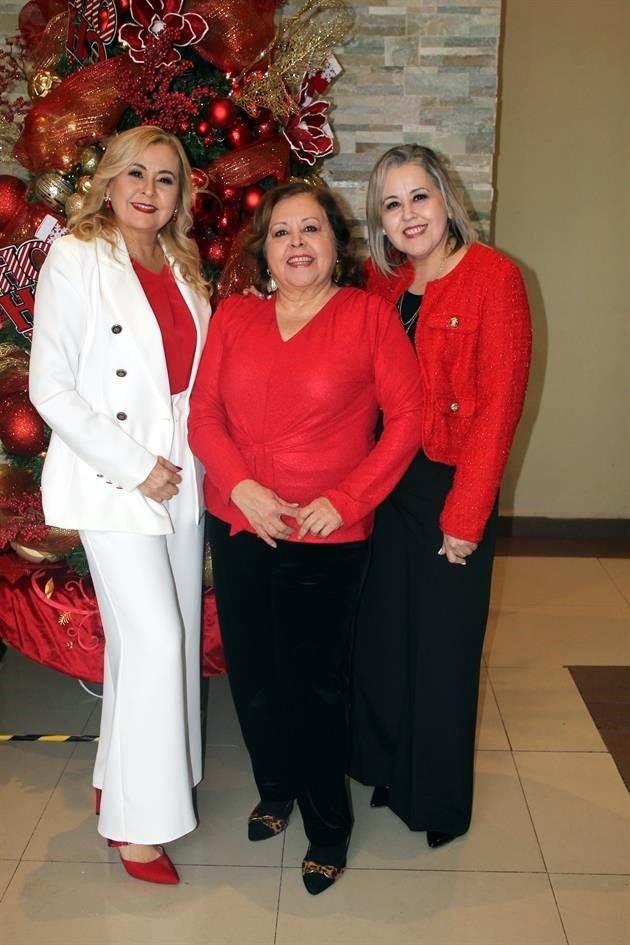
[496,517,630,557]
[498,517,630,540]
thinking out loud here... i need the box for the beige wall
[494,0,630,519]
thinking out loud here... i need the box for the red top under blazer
[132,260,196,395]
[365,242,532,543]
[188,287,423,543]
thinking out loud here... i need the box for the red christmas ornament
[117,0,130,9]
[196,120,210,137]
[206,97,238,130]
[250,107,273,126]
[192,193,219,228]
[98,7,109,30]
[216,205,242,235]
[255,119,277,142]
[0,392,48,456]
[190,168,209,191]
[225,121,253,151]
[178,119,191,135]
[242,184,265,214]
[203,236,232,268]
[220,185,242,206]
[0,176,27,232]
[202,133,216,148]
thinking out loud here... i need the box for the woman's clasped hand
[138,456,183,502]
[230,480,344,546]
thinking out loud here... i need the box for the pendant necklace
[398,246,451,335]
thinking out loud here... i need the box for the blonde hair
[69,125,208,298]
[366,144,478,276]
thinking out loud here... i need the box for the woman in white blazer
[29,126,210,885]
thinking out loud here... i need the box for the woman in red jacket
[188,181,423,894]
[350,145,532,846]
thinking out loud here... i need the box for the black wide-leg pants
[350,451,498,837]
[208,514,368,847]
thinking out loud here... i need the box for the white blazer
[29,233,210,534]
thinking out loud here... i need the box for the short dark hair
[244,180,363,292]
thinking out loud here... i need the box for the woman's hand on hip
[439,533,478,565]
[230,479,298,548]
[138,456,182,502]
[295,497,343,540]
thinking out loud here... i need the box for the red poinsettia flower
[282,100,335,166]
[119,0,208,66]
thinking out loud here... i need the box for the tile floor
[1,555,629,944]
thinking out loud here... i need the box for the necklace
[398,246,452,335]
[397,294,422,334]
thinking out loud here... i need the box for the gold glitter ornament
[64,192,85,217]
[80,146,102,175]
[31,171,74,213]
[28,70,60,100]
[76,175,93,195]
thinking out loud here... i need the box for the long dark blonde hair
[69,125,208,297]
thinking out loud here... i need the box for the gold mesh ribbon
[214,223,258,302]
[26,10,67,74]
[205,136,290,188]
[14,57,138,173]
[234,0,353,117]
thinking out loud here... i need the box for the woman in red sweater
[350,145,532,846]
[188,181,423,894]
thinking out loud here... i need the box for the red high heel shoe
[94,788,102,815]
[107,840,179,885]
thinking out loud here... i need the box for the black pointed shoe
[369,785,390,808]
[427,830,455,849]
[302,841,348,895]
[247,800,294,841]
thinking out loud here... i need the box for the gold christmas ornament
[64,192,85,217]
[28,70,61,100]
[32,171,74,212]
[76,175,93,195]
[80,146,102,175]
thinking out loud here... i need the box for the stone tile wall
[1,1,501,239]
[300,1,503,240]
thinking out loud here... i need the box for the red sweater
[188,287,423,542]
[365,243,532,542]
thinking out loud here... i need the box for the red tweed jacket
[365,242,532,542]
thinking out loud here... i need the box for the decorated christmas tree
[0,0,351,678]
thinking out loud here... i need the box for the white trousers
[80,393,204,845]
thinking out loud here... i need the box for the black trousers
[350,451,498,836]
[208,514,368,847]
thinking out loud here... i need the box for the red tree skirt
[0,550,225,681]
